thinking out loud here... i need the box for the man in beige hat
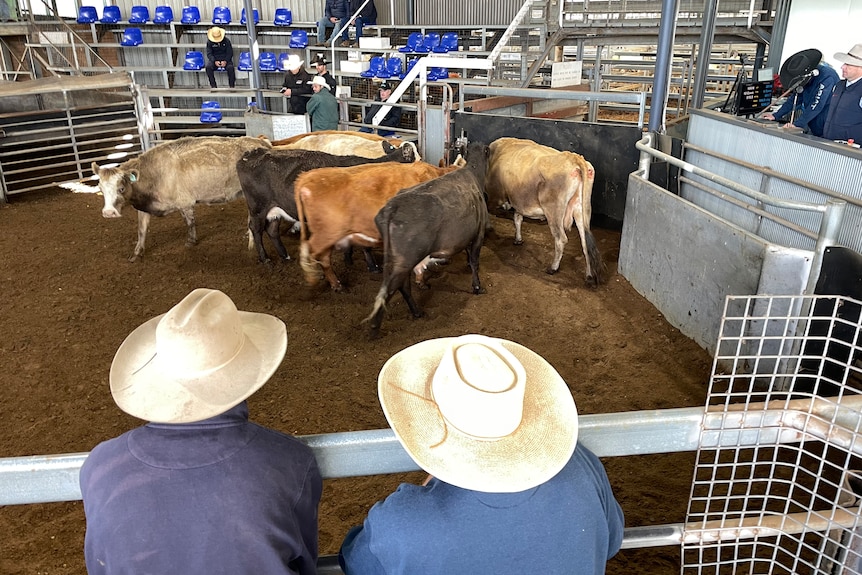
[80,289,322,575]
[205,26,235,89]
[308,75,339,131]
[823,44,862,143]
[339,334,624,574]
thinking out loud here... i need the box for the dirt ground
[0,187,713,574]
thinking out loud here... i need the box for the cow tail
[579,159,607,284]
[296,186,322,284]
[362,208,394,324]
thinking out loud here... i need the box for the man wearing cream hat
[823,44,862,143]
[339,334,624,574]
[80,289,322,575]
[204,26,235,89]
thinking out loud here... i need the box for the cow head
[398,141,418,163]
[92,162,137,218]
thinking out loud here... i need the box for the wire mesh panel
[684,294,862,575]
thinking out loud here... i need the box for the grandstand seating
[129,6,149,23]
[100,5,121,24]
[182,51,205,70]
[360,56,385,78]
[200,101,222,123]
[240,8,259,24]
[421,32,441,53]
[434,31,459,53]
[76,6,97,23]
[398,32,424,53]
[180,6,201,24]
[153,5,173,23]
[276,52,290,71]
[237,52,252,71]
[428,66,449,81]
[273,8,292,26]
[289,29,308,48]
[384,57,402,78]
[212,6,231,24]
[120,27,143,46]
[259,52,277,71]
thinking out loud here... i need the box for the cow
[272,130,420,160]
[295,161,461,292]
[91,135,272,262]
[237,140,417,264]
[365,141,491,338]
[485,137,606,286]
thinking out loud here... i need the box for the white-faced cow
[92,135,271,262]
[485,137,606,286]
[237,141,417,264]
[295,161,460,292]
[273,130,420,161]
[365,141,490,338]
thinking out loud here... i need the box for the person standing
[761,50,838,137]
[204,26,235,89]
[308,76,340,131]
[316,0,349,47]
[339,334,625,575]
[822,44,862,143]
[359,81,402,137]
[281,54,314,115]
[312,53,338,95]
[79,288,322,575]
[339,0,377,47]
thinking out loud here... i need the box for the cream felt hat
[311,75,329,88]
[378,334,578,493]
[110,289,287,423]
[207,26,225,43]
[835,44,862,67]
[285,54,304,71]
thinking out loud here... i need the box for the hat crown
[851,44,862,59]
[431,336,526,439]
[155,289,244,377]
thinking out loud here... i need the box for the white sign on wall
[551,61,584,88]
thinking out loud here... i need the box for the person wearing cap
[204,26,235,89]
[316,0,349,47]
[312,53,338,95]
[338,0,377,48]
[308,75,340,131]
[339,334,624,574]
[761,49,838,137]
[822,44,862,143]
[281,54,314,115]
[79,289,323,575]
[358,81,402,137]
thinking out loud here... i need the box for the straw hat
[835,44,862,67]
[378,334,578,493]
[109,289,287,423]
[207,26,225,43]
[311,75,329,89]
[285,54,304,71]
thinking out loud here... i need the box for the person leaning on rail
[79,288,322,575]
[339,334,625,575]
[822,44,862,144]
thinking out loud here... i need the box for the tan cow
[486,137,606,286]
[295,161,459,291]
[273,130,419,160]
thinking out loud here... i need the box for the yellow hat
[207,27,225,42]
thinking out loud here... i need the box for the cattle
[237,141,417,264]
[365,141,490,338]
[295,161,460,292]
[272,130,420,160]
[485,137,606,286]
[91,135,272,262]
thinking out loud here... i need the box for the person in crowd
[761,50,838,137]
[79,288,322,575]
[312,53,338,95]
[308,75,340,131]
[339,334,625,575]
[316,0,349,47]
[359,81,402,137]
[822,44,862,143]
[204,26,235,89]
[281,54,314,115]
[338,0,377,47]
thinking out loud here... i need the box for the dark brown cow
[365,141,490,337]
[237,141,416,263]
[295,161,460,292]
[486,137,605,286]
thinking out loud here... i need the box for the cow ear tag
[129,173,137,182]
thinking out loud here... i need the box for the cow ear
[91,162,101,176]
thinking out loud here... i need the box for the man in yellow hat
[205,26,235,89]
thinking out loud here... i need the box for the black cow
[237,140,417,263]
[365,141,490,337]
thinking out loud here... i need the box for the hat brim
[835,52,862,67]
[779,49,822,89]
[378,337,578,493]
[110,311,286,423]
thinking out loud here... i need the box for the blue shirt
[339,444,624,575]
[80,402,322,575]
[773,63,839,137]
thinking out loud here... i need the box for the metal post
[691,0,718,109]
[804,199,846,296]
[648,0,680,133]
[638,132,653,180]
[243,0,265,110]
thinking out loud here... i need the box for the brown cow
[295,161,459,292]
[486,137,606,286]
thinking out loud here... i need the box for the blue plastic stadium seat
[434,31,459,53]
[259,52,277,71]
[289,29,308,48]
[399,57,418,79]
[182,51,205,70]
[398,32,424,53]
[129,6,149,23]
[422,32,441,53]
[384,57,402,78]
[273,8,292,26]
[120,27,143,46]
[240,8,259,24]
[77,6,98,23]
[153,5,173,23]
[200,101,222,123]
[212,6,231,24]
[101,5,122,23]
[428,66,448,81]
[237,52,252,71]
[360,56,385,78]
[276,52,290,71]
[180,6,201,24]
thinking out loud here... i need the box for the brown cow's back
[273,131,405,158]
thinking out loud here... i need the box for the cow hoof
[513,239,524,246]
[411,310,425,319]
[128,254,141,263]
[473,286,486,295]
[545,267,559,275]
[417,282,430,291]
[585,274,598,288]
[332,283,344,293]
[368,266,382,274]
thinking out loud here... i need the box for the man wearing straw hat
[823,43,862,143]
[205,26,235,89]
[339,334,624,574]
[80,289,322,575]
